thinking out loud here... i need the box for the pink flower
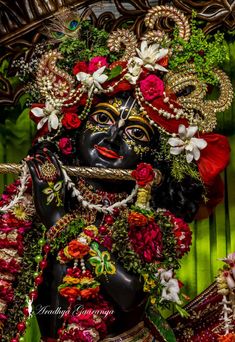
[88,57,108,74]
[140,74,164,101]
[58,137,73,155]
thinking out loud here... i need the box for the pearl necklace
[61,163,138,214]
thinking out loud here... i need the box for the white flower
[156,269,181,304]
[31,101,60,132]
[220,252,235,265]
[157,268,173,284]
[125,58,142,84]
[220,252,235,279]
[76,66,108,96]
[161,278,181,304]
[168,125,207,163]
[134,40,168,72]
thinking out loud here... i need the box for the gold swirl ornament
[107,28,138,61]
[143,5,190,44]
[165,66,234,132]
[36,50,75,101]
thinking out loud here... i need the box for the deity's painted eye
[91,110,115,126]
[125,126,150,142]
[68,20,80,31]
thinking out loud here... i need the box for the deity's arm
[95,246,146,311]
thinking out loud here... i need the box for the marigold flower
[67,240,90,259]
[128,212,148,227]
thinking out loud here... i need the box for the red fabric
[142,97,189,134]
[195,175,224,220]
[194,133,230,219]
[197,133,230,186]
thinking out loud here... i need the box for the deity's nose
[105,122,123,145]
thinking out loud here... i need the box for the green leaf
[105,262,116,275]
[89,256,101,266]
[47,193,55,204]
[95,263,104,276]
[42,188,53,195]
[107,66,122,80]
[102,251,111,263]
[175,304,190,318]
[54,181,63,191]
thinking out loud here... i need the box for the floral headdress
[28,5,233,202]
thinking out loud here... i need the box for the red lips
[94,145,123,159]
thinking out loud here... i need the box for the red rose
[140,74,164,101]
[58,137,73,155]
[73,61,88,75]
[62,113,81,130]
[131,163,155,187]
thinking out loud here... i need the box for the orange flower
[59,286,80,298]
[217,334,235,342]
[67,240,90,259]
[80,287,100,300]
[128,212,148,227]
[63,276,80,285]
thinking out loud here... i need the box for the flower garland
[0,162,193,341]
[0,179,35,341]
[216,253,235,341]
[0,162,30,213]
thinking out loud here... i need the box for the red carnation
[166,212,192,257]
[128,219,163,263]
[62,113,81,130]
[131,163,155,187]
[73,61,88,75]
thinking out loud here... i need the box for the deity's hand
[26,146,66,228]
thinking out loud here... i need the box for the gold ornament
[107,28,138,61]
[165,66,234,132]
[40,161,58,181]
[144,5,191,43]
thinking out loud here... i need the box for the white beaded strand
[0,162,30,212]
[61,163,138,214]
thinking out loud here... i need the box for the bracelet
[46,212,78,241]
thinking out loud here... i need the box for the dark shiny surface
[27,97,157,338]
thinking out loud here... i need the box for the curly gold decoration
[144,5,190,44]
[165,66,234,132]
[0,164,162,185]
[107,28,138,61]
[36,50,75,101]
[165,67,207,100]
[207,69,234,113]
[142,29,171,46]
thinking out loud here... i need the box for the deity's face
[77,95,159,169]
